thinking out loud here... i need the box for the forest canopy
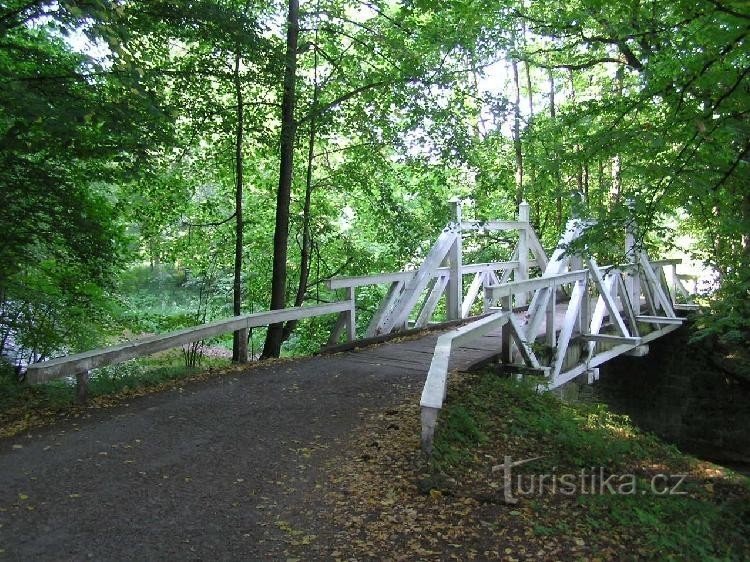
[0,0,748,365]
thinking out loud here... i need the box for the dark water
[562,324,750,477]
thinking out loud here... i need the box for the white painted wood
[463,261,520,274]
[446,199,463,320]
[526,228,549,271]
[487,269,588,300]
[421,406,440,455]
[586,275,613,360]
[639,323,681,343]
[462,272,485,318]
[587,261,629,337]
[365,280,405,337]
[625,345,650,357]
[327,261,519,291]
[419,311,512,452]
[515,201,530,307]
[416,275,449,328]
[650,258,682,267]
[328,312,347,345]
[525,286,550,344]
[501,296,513,362]
[582,334,641,344]
[461,220,529,232]
[625,226,641,314]
[508,315,542,369]
[551,279,586,380]
[638,261,659,319]
[26,301,353,384]
[420,312,510,410]
[553,343,636,388]
[345,286,356,341]
[635,316,684,325]
[545,284,556,347]
[639,253,676,317]
[615,273,640,337]
[328,271,412,289]
[377,228,458,333]
[498,264,514,284]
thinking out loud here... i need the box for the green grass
[0,352,231,435]
[431,371,750,561]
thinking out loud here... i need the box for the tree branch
[184,212,237,228]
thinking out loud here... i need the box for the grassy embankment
[319,370,750,561]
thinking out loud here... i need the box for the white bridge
[321,201,697,454]
[26,202,696,455]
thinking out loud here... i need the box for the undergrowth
[431,371,750,561]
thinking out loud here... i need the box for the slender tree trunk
[568,69,583,198]
[232,49,248,363]
[512,58,523,205]
[610,69,624,207]
[281,30,319,343]
[549,70,563,235]
[523,53,537,218]
[583,162,590,203]
[262,0,299,359]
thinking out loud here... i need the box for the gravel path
[0,331,499,561]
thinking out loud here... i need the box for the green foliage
[2,0,747,365]
[432,404,488,468]
[434,373,664,473]
[432,371,750,560]
[580,492,750,561]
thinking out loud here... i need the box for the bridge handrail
[25,302,351,384]
[419,311,512,454]
[326,260,538,290]
[484,268,590,300]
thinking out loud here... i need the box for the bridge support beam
[626,218,641,315]
[445,199,463,321]
[515,201,530,307]
[421,406,440,456]
[625,345,649,357]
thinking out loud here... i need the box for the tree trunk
[512,58,523,206]
[262,0,299,359]
[610,69,624,207]
[550,70,562,235]
[232,49,248,363]
[281,28,319,343]
[523,55,537,217]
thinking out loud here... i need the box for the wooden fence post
[625,203,641,314]
[501,295,513,362]
[515,201,530,307]
[446,198,463,320]
[75,371,90,405]
[345,286,356,341]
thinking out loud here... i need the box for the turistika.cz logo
[493,455,687,504]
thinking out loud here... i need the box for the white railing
[419,217,697,455]
[326,201,549,342]
[419,311,512,454]
[25,302,352,384]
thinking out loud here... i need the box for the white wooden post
[625,214,640,314]
[75,370,90,404]
[501,295,513,362]
[446,198,463,320]
[546,282,556,347]
[570,255,582,333]
[345,286,356,341]
[515,201,530,307]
